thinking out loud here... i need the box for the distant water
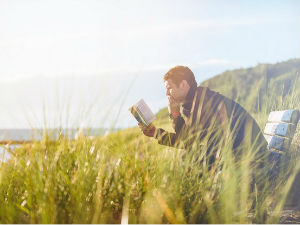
[0,145,18,162]
[0,128,111,162]
[0,128,109,141]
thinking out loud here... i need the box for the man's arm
[153,95,187,147]
[138,95,186,147]
[138,115,185,148]
[155,115,185,147]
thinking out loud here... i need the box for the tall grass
[1,122,298,223]
[0,74,299,223]
[0,123,298,223]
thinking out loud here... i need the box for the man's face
[164,79,186,103]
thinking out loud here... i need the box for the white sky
[0,0,299,128]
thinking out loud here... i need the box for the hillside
[156,58,300,128]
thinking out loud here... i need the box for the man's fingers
[138,122,146,128]
[138,122,155,135]
[138,123,148,133]
[168,96,179,106]
[168,96,174,103]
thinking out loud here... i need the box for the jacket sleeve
[155,116,185,147]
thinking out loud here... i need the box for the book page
[136,99,155,125]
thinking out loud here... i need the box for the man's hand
[168,96,180,114]
[138,122,156,137]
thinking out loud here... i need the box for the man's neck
[180,87,197,117]
[183,86,196,104]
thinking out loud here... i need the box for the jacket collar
[181,86,197,117]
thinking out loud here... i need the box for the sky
[0,0,299,129]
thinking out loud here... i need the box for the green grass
[0,110,299,223]
[0,59,299,223]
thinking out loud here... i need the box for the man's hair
[163,66,197,89]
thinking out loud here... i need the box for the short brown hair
[163,66,197,89]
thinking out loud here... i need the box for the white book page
[136,99,155,125]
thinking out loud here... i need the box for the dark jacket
[155,86,267,160]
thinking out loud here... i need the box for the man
[138,66,268,167]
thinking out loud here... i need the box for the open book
[129,99,156,126]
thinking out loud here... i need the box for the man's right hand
[168,96,180,114]
[138,122,156,137]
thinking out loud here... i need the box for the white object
[129,99,155,126]
[264,122,295,137]
[268,110,300,124]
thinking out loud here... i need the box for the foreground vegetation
[0,59,299,223]
[0,123,299,223]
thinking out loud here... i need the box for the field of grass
[0,113,299,223]
[0,60,299,223]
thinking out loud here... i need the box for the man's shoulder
[195,85,244,110]
[196,85,224,99]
